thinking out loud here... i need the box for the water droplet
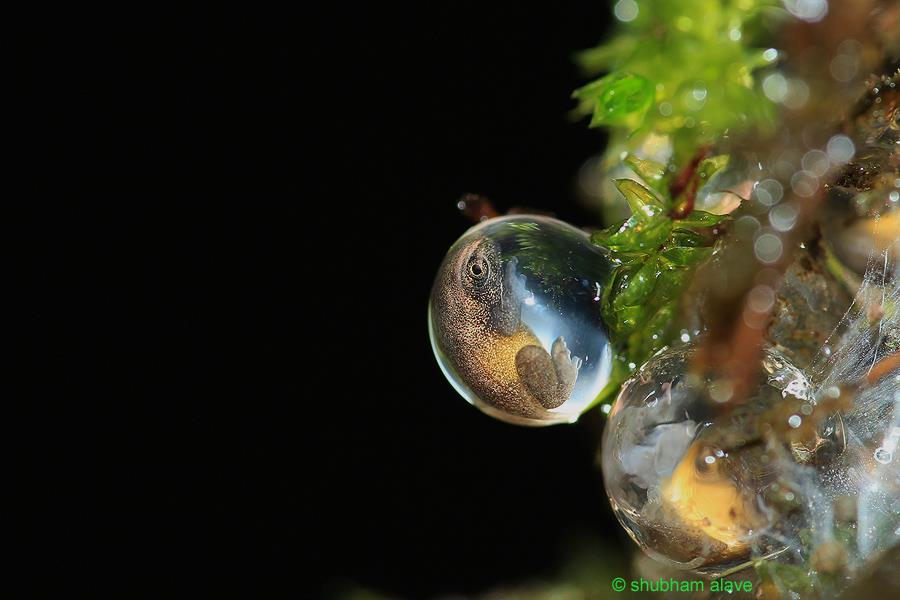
[874,447,893,464]
[788,415,802,428]
[783,0,828,22]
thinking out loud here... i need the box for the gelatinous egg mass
[429,215,614,426]
[601,345,832,574]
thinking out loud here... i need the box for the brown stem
[866,351,900,385]
[669,145,710,218]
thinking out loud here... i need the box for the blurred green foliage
[574,0,781,405]
[573,0,780,164]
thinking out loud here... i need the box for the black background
[18,4,625,597]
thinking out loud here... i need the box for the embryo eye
[468,258,489,280]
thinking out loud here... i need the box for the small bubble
[784,79,810,110]
[802,150,830,176]
[770,202,799,232]
[748,284,776,313]
[675,16,693,31]
[874,447,893,464]
[613,0,639,22]
[788,414,802,428]
[709,378,734,403]
[755,178,784,206]
[755,232,783,264]
[704,455,716,465]
[601,403,612,415]
[763,48,779,62]
[831,54,859,83]
[826,134,855,163]
[890,191,899,203]
[680,332,690,343]
[658,102,673,116]
[692,84,708,101]
[763,73,788,102]
[783,0,828,22]
[785,492,796,502]
[729,28,742,41]
[791,170,819,197]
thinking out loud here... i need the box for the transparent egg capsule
[429,215,614,426]
[601,345,841,574]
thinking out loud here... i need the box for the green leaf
[660,246,713,267]
[697,154,730,180]
[613,254,660,309]
[592,215,672,252]
[625,154,667,189]
[669,228,707,247]
[575,35,639,73]
[572,74,613,101]
[589,74,653,127]
[614,178,666,219]
[675,210,729,228]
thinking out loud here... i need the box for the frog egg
[822,200,900,279]
[601,345,832,574]
[429,215,614,426]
